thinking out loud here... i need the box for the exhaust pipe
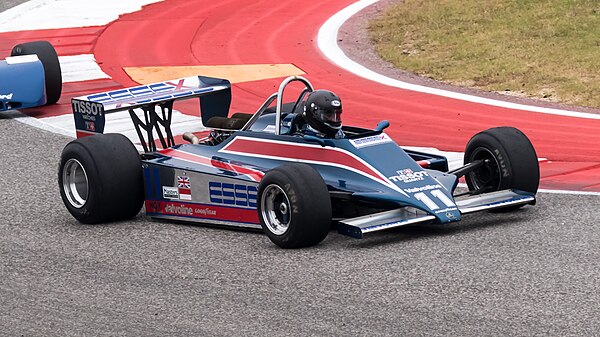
[182,132,199,144]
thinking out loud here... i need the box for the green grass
[369,0,600,107]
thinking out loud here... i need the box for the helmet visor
[316,108,342,124]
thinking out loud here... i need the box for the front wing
[337,189,535,239]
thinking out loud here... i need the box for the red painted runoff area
[1,0,598,192]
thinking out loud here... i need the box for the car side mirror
[375,120,390,132]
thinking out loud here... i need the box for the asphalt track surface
[1,1,600,336]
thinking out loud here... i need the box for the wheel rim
[62,158,89,209]
[467,147,501,192]
[260,184,292,235]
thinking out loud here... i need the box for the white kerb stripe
[59,55,111,83]
[0,0,165,33]
[317,0,600,120]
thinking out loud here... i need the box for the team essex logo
[350,133,393,148]
[209,181,257,208]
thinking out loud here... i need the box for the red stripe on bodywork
[222,137,389,184]
[160,148,212,165]
[416,160,430,168]
[145,200,259,224]
[210,158,264,181]
[159,148,264,181]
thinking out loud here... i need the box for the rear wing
[71,75,231,152]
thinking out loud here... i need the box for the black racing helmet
[303,90,342,137]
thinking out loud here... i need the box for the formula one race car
[0,41,62,112]
[58,75,539,248]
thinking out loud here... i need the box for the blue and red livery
[58,75,539,248]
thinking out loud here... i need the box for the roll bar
[241,75,314,134]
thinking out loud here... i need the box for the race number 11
[414,189,455,210]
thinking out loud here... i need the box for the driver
[297,89,344,138]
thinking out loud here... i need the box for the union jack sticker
[177,176,191,189]
[177,175,192,200]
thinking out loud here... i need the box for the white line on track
[538,189,600,196]
[317,0,600,120]
[59,55,111,83]
[0,110,74,138]
[455,183,600,196]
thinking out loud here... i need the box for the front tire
[11,41,62,105]
[464,127,539,195]
[257,163,331,248]
[58,134,144,223]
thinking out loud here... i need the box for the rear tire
[58,134,144,223]
[464,127,539,195]
[257,163,331,248]
[11,41,62,105]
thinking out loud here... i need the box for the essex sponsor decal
[389,168,429,184]
[350,133,393,148]
[209,182,257,208]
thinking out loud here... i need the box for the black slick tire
[464,127,540,195]
[257,163,331,248]
[11,41,62,105]
[58,134,144,223]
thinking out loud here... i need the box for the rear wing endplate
[71,75,231,152]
